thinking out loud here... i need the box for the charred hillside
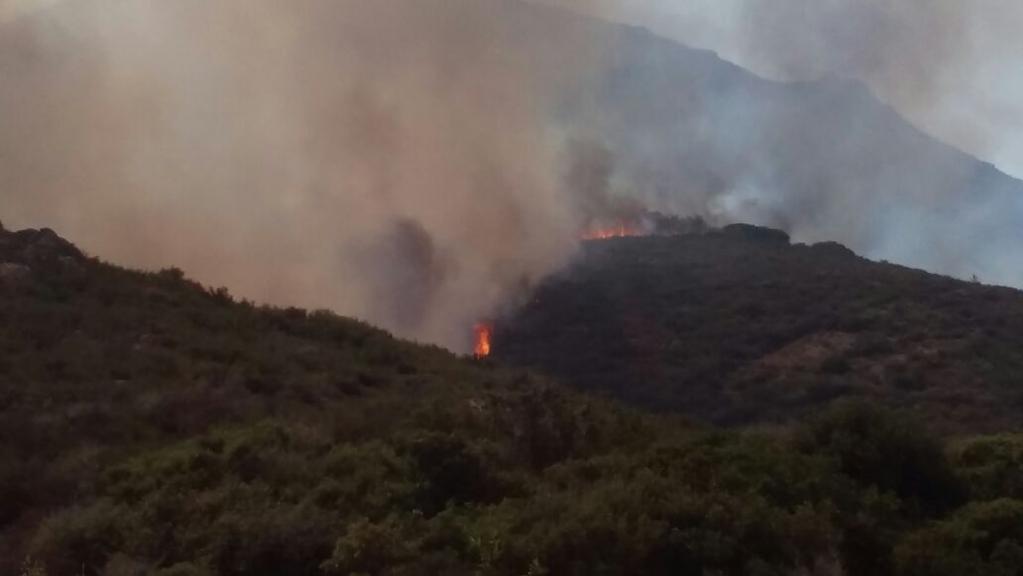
[494,225,1023,433]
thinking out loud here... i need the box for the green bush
[2,227,1017,576]
[951,434,1023,501]
[797,400,965,517]
[896,499,1023,576]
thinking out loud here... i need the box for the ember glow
[581,222,643,240]
[473,323,493,358]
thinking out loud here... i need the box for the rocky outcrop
[8,228,85,261]
[1,226,84,261]
[0,225,87,287]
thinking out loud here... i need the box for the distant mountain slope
[566,22,1023,287]
[494,227,1023,433]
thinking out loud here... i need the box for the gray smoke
[0,0,609,351]
[729,0,1022,167]
[3,0,1023,352]
[549,0,1023,287]
[548,0,1023,169]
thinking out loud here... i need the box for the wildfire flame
[473,323,492,358]
[581,222,643,240]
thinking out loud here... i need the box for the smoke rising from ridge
[0,0,612,350]
[723,1,1023,286]
[4,0,1023,351]
[544,0,1023,287]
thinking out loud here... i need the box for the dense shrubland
[3,227,1023,575]
[497,229,1023,433]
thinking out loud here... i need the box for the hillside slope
[494,226,1023,433]
[0,224,649,574]
[5,224,1023,575]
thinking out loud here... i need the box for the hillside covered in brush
[4,223,1023,576]
[495,225,1023,434]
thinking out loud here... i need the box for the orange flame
[473,323,492,358]
[581,222,643,240]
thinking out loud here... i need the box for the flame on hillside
[473,323,492,358]
[581,221,644,240]
[580,213,709,241]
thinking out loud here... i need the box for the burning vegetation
[473,323,493,358]
[580,213,709,241]
[581,221,645,240]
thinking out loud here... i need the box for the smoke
[730,0,1023,169]
[550,0,1023,173]
[704,1,1023,286]
[4,0,1023,351]
[544,0,1023,287]
[0,0,611,351]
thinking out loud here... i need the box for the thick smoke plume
[4,0,1023,350]
[0,0,609,351]
[548,0,1023,287]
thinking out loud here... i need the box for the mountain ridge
[494,226,1023,434]
[563,13,1023,287]
[5,223,1023,575]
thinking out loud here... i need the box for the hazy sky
[540,0,1023,180]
